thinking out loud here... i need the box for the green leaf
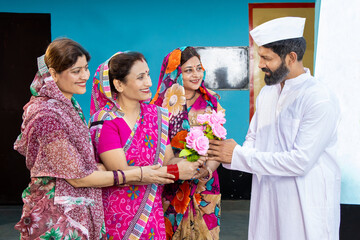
[191,149,198,154]
[179,149,192,157]
[40,227,62,240]
[205,132,214,140]
[187,154,201,162]
[206,125,211,132]
[180,141,187,149]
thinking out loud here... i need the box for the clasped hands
[95,138,238,185]
[138,157,207,183]
[179,137,238,180]
[185,138,238,179]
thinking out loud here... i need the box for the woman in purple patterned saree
[152,47,225,240]
[89,52,204,240]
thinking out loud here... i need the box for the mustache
[261,68,271,73]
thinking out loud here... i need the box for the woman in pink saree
[89,52,204,240]
[13,39,137,239]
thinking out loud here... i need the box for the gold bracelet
[139,166,143,182]
[206,165,213,180]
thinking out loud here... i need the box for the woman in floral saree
[14,39,173,240]
[152,47,225,240]
[89,51,204,240]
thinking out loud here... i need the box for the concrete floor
[0,200,250,240]
[0,205,23,240]
[219,200,250,240]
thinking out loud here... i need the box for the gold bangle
[206,165,213,179]
[139,166,143,182]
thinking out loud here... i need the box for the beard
[262,61,290,86]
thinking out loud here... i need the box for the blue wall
[314,0,321,72]
[1,0,316,143]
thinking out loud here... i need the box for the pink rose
[197,113,210,124]
[209,110,226,127]
[193,136,209,155]
[212,124,227,139]
[185,127,205,149]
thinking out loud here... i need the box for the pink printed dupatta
[89,53,170,240]
[151,47,218,148]
[14,55,105,239]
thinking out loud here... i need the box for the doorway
[0,12,51,204]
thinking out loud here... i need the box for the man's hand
[207,139,238,164]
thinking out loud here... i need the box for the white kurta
[225,69,341,240]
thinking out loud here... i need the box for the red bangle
[167,164,179,181]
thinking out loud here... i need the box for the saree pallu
[162,167,221,240]
[163,96,222,240]
[14,55,106,239]
[91,103,169,240]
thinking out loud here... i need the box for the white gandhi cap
[250,17,306,46]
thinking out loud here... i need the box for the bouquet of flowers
[179,110,227,162]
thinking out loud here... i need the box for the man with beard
[208,17,341,240]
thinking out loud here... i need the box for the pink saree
[89,53,169,240]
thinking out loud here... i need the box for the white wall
[315,0,360,204]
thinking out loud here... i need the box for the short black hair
[263,37,306,61]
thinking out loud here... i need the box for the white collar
[283,68,312,89]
